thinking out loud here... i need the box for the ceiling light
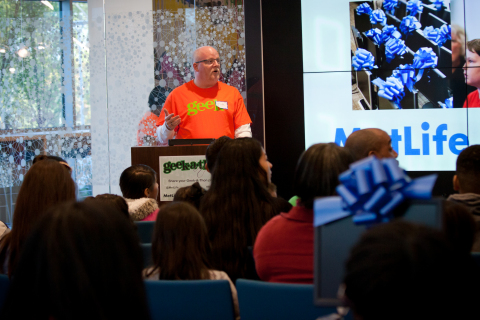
[9,68,15,74]
[41,1,54,10]
[17,48,29,58]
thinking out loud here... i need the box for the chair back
[144,279,235,320]
[135,221,155,243]
[0,274,10,311]
[236,279,351,320]
[141,243,153,269]
[471,252,480,268]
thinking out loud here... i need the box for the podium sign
[159,155,211,201]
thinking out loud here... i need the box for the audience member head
[344,128,398,160]
[84,194,130,220]
[146,202,211,280]
[454,144,480,194]
[293,143,355,209]
[119,164,158,200]
[451,24,466,67]
[148,86,171,116]
[0,159,76,276]
[443,201,476,254]
[205,135,232,173]
[32,154,72,173]
[1,201,149,320]
[344,220,479,320]
[173,182,206,210]
[200,137,276,280]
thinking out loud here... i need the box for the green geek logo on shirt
[187,100,224,116]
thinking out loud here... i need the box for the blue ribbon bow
[430,0,444,11]
[352,48,378,71]
[407,0,424,16]
[372,76,405,109]
[381,25,402,43]
[383,0,399,14]
[370,9,387,26]
[314,156,438,227]
[385,37,407,62]
[392,64,416,92]
[356,3,373,15]
[423,24,451,47]
[400,16,422,35]
[441,97,453,109]
[413,47,438,81]
[365,28,384,46]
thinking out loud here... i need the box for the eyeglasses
[194,58,221,65]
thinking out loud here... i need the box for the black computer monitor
[313,197,444,306]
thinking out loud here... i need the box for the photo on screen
[349,0,471,110]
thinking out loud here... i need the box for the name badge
[215,101,228,110]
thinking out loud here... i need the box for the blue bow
[356,3,373,15]
[400,16,422,35]
[430,0,444,11]
[372,76,405,109]
[441,97,453,109]
[352,48,378,71]
[385,37,407,62]
[381,25,402,43]
[370,9,387,26]
[314,156,438,227]
[383,0,399,14]
[407,0,424,16]
[423,24,451,47]
[413,47,438,81]
[365,28,384,46]
[392,64,416,92]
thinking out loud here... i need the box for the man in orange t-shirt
[155,46,252,144]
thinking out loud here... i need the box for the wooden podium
[131,145,209,203]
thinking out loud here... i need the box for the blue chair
[236,279,351,320]
[140,243,153,268]
[134,221,155,243]
[144,279,235,320]
[471,252,480,268]
[0,274,10,311]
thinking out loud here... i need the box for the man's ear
[193,62,199,72]
[453,175,460,192]
[367,150,376,157]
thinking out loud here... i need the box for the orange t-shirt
[156,81,252,139]
[463,90,480,108]
[137,111,160,146]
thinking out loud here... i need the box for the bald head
[345,128,398,160]
[192,46,220,88]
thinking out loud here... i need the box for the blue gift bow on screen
[392,64,416,92]
[370,9,387,26]
[423,24,451,47]
[430,0,444,11]
[385,37,407,62]
[356,2,372,15]
[372,76,405,109]
[313,156,438,227]
[365,28,384,46]
[383,0,399,14]
[381,25,402,44]
[413,47,438,81]
[440,97,453,109]
[407,0,424,16]
[400,16,422,35]
[352,48,377,71]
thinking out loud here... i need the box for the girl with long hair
[0,159,76,276]
[200,137,278,282]
[144,202,239,319]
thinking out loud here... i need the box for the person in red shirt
[137,86,171,146]
[156,46,252,144]
[463,39,480,108]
